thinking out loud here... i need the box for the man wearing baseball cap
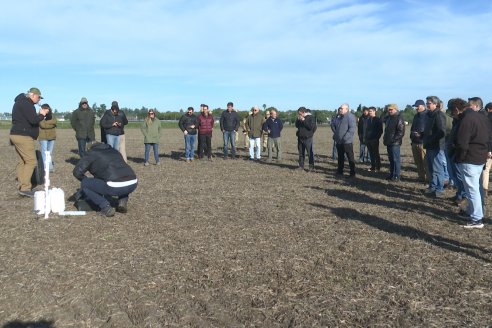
[410,99,429,183]
[10,87,50,197]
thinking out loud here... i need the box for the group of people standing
[8,88,492,226]
[177,102,285,163]
[344,96,492,229]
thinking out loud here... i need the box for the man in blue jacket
[264,109,284,162]
[333,103,356,178]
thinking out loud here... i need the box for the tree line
[5,103,417,124]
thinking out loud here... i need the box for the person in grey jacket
[333,103,356,177]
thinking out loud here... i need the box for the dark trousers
[77,137,92,157]
[298,137,314,169]
[366,139,381,170]
[198,134,212,158]
[81,178,137,210]
[336,143,355,175]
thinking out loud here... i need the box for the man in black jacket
[383,104,405,182]
[10,87,50,197]
[178,107,199,162]
[219,102,240,159]
[365,107,383,172]
[422,96,447,197]
[295,107,316,171]
[100,101,128,152]
[73,143,138,217]
[455,97,490,228]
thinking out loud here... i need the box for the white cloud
[0,0,491,111]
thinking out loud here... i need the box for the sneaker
[18,190,35,197]
[156,161,161,165]
[423,188,435,195]
[98,206,115,217]
[390,177,400,182]
[117,198,128,213]
[144,162,150,166]
[462,220,484,229]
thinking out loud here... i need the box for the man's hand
[184,130,188,135]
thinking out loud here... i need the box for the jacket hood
[14,93,27,103]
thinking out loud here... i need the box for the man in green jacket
[246,106,263,160]
[70,97,95,157]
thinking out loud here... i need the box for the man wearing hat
[100,101,128,152]
[422,96,447,197]
[410,99,429,183]
[10,87,50,196]
[71,97,96,157]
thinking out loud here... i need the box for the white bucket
[50,188,65,213]
[34,190,50,215]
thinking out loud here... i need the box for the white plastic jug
[34,190,51,215]
[50,188,65,213]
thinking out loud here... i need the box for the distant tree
[96,104,107,118]
[263,104,266,111]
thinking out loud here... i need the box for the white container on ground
[34,190,51,215]
[49,188,65,213]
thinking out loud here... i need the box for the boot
[117,198,128,213]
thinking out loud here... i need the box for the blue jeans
[223,131,237,157]
[387,145,401,179]
[359,143,369,162]
[453,161,468,200]
[426,149,446,193]
[39,139,55,171]
[144,143,159,163]
[106,134,120,151]
[457,163,484,222]
[81,177,137,210]
[437,149,449,182]
[184,134,196,160]
[77,137,92,157]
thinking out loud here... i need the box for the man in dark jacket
[219,102,240,159]
[410,99,429,182]
[73,143,138,217]
[70,97,96,157]
[365,107,383,172]
[100,101,128,152]
[178,107,199,162]
[481,102,492,198]
[383,104,405,182]
[455,97,490,228]
[295,106,316,171]
[264,109,284,162]
[422,96,447,197]
[197,105,214,160]
[10,88,50,196]
[333,103,356,177]
[357,107,370,163]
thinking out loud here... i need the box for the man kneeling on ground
[73,143,138,217]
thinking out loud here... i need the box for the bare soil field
[0,126,491,327]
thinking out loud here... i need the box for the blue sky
[1,0,491,113]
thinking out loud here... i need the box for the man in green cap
[10,87,50,197]
[70,97,96,157]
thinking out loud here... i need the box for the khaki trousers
[412,143,429,182]
[10,135,36,191]
[119,134,127,163]
[481,158,492,191]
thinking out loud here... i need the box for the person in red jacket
[197,104,214,161]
